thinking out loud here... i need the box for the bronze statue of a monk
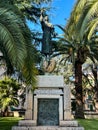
[40,10,55,56]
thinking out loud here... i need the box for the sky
[50,0,75,26]
[28,0,76,32]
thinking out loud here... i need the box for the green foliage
[0,2,38,86]
[0,0,52,23]
[0,77,21,110]
[0,0,53,87]
[67,0,98,42]
[0,3,27,70]
[63,0,98,118]
[55,0,97,118]
[65,0,98,63]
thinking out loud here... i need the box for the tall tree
[56,0,98,118]
[0,3,37,87]
[66,0,98,118]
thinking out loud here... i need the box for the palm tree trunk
[74,61,85,118]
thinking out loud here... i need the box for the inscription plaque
[37,99,59,126]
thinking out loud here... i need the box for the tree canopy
[0,2,38,87]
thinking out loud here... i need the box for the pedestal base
[12,120,84,130]
[12,126,84,130]
[25,110,33,120]
[18,120,36,126]
[60,120,78,127]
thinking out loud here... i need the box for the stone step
[18,120,36,126]
[12,126,84,130]
[60,120,78,127]
[18,120,79,127]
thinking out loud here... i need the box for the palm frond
[0,4,37,86]
[86,18,98,40]
[79,0,98,38]
[0,6,27,68]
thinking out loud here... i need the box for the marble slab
[37,75,64,88]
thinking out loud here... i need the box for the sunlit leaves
[0,3,37,86]
[0,77,20,109]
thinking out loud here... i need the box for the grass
[0,117,22,130]
[0,117,98,130]
[78,118,98,130]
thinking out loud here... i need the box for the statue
[40,9,55,56]
[40,10,56,73]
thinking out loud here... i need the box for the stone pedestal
[25,90,33,120]
[64,85,72,120]
[12,126,84,130]
[18,120,36,126]
[12,75,84,130]
[60,120,78,127]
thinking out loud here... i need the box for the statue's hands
[45,22,53,28]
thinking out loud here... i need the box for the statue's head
[41,9,46,16]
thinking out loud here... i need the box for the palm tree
[67,0,98,114]
[55,33,84,118]
[0,3,37,87]
[0,77,21,116]
[56,0,98,118]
